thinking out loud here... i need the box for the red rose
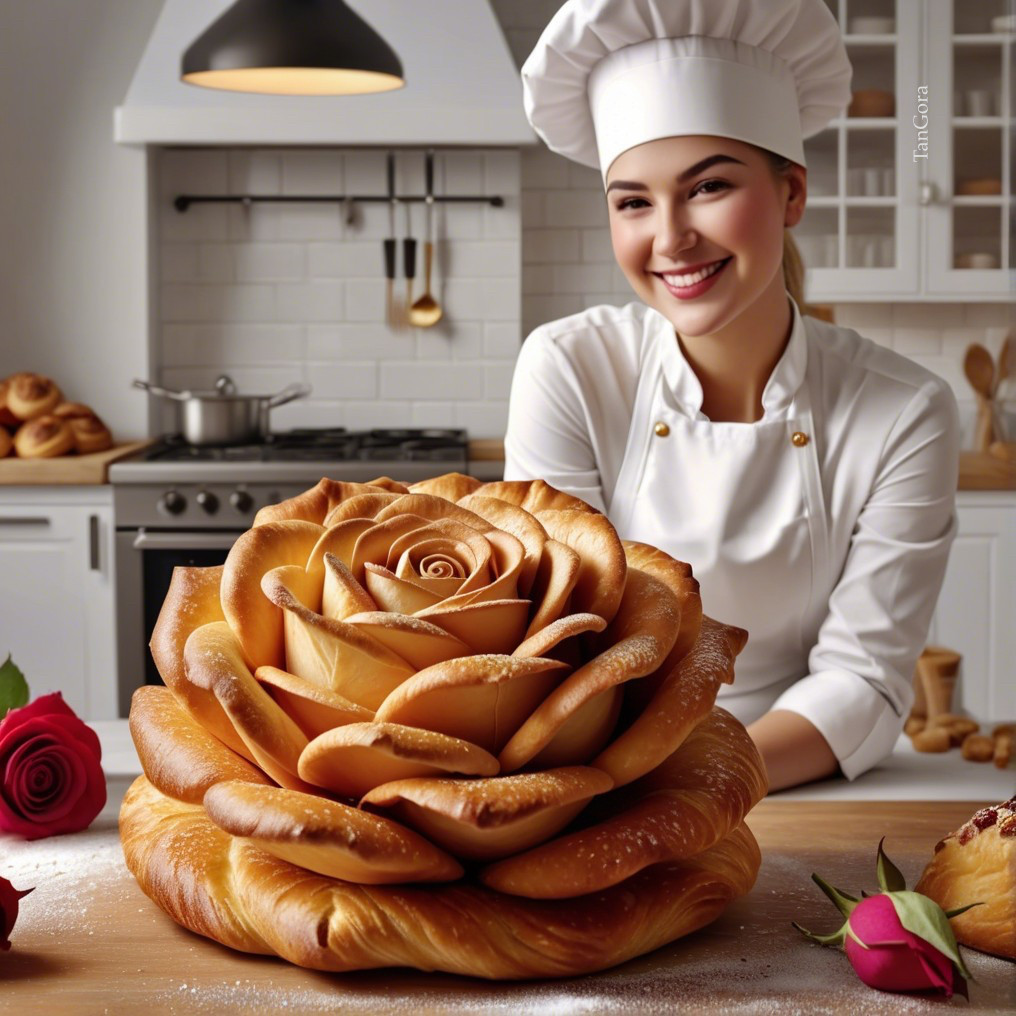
[0,692,105,839]
[0,876,34,951]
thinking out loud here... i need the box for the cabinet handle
[918,182,939,206]
[89,514,100,571]
[0,516,51,526]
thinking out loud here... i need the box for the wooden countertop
[3,799,1012,1013]
[0,441,151,485]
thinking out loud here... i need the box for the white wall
[0,0,161,440]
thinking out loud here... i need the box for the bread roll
[915,797,1016,959]
[6,372,61,421]
[0,377,21,427]
[69,414,112,454]
[13,415,74,458]
[0,427,12,459]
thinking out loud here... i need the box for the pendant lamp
[181,0,404,96]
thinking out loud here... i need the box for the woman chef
[504,0,961,791]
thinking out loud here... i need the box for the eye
[614,196,650,211]
[691,179,730,197]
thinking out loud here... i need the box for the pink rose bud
[844,892,967,997]
[0,875,34,951]
[794,838,980,1000]
[0,691,106,839]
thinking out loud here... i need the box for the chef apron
[609,326,831,726]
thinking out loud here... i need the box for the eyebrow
[605,154,746,193]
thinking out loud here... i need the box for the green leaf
[876,837,908,892]
[0,653,29,719]
[945,902,984,919]
[885,890,975,982]
[792,919,848,948]
[811,873,859,919]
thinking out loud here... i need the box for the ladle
[409,153,444,328]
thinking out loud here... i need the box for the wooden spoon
[964,343,996,451]
[992,331,1013,398]
[409,152,444,328]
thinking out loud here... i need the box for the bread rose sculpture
[120,474,768,979]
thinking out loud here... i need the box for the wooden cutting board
[0,440,151,485]
[2,799,1012,1013]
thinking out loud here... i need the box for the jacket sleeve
[503,327,609,514]
[770,376,961,780]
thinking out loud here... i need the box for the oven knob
[230,489,254,514]
[196,490,219,514]
[158,490,186,516]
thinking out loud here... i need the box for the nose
[654,209,697,260]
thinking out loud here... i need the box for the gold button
[791,431,809,447]
[654,421,670,437]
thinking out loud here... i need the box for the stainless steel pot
[133,375,311,445]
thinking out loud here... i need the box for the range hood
[115,0,535,146]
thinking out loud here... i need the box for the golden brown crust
[7,372,62,421]
[482,707,766,898]
[915,798,1016,959]
[129,685,270,804]
[0,427,11,458]
[593,615,746,787]
[67,413,112,453]
[13,414,75,458]
[120,772,760,978]
[122,471,767,979]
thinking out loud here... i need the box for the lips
[656,257,731,287]
[653,257,733,300]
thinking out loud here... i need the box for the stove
[110,427,469,526]
[110,427,470,714]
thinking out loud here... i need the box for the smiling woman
[505,0,962,792]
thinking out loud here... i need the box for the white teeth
[662,259,727,287]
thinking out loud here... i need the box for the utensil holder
[912,646,962,721]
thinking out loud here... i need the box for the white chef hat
[521,0,852,184]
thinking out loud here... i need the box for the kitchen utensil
[132,375,310,446]
[403,201,417,324]
[409,151,444,328]
[993,332,1013,398]
[848,89,894,118]
[963,343,996,452]
[384,153,398,328]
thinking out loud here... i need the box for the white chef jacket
[503,297,960,781]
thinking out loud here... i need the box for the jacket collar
[654,295,808,421]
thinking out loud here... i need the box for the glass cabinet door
[925,0,1012,296]
[801,0,921,301]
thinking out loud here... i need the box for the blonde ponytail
[782,228,806,309]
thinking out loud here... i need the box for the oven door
[115,528,242,716]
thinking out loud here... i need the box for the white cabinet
[928,491,1016,721]
[0,488,117,721]
[801,0,1012,302]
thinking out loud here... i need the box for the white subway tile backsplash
[484,322,521,358]
[454,400,510,436]
[161,244,198,283]
[342,400,415,428]
[306,363,377,400]
[485,362,517,400]
[526,229,581,264]
[381,363,486,401]
[153,131,992,444]
[197,244,235,283]
[228,152,281,194]
[235,244,305,282]
[543,189,610,229]
[276,281,345,322]
[282,150,345,196]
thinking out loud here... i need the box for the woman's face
[605,135,806,338]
